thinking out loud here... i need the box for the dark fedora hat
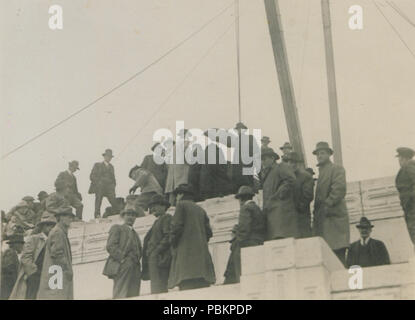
[261,136,271,143]
[6,233,25,244]
[261,147,280,160]
[148,194,170,209]
[102,149,114,157]
[54,206,75,218]
[120,207,139,217]
[279,142,292,151]
[306,167,316,176]
[235,186,255,199]
[356,216,374,229]
[172,184,195,196]
[312,141,333,155]
[69,160,80,170]
[396,147,415,159]
[37,211,57,227]
[284,151,303,163]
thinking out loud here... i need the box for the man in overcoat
[140,142,167,191]
[285,152,315,238]
[55,160,83,220]
[89,149,118,218]
[143,194,172,294]
[168,184,216,291]
[312,141,350,266]
[395,147,415,245]
[37,206,74,300]
[10,212,57,299]
[346,217,390,268]
[224,186,266,284]
[1,233,24,300]
[104,208,142,299]
[262,147,298,240]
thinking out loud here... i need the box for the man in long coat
[104,208,142,299]
[55,161,83,220]
[346,217,390,268]
[168,184,216,290]
[10,212,57,299]
[312,141,350,266]
[89,149,118,218]
[143,194,172,294]
[37,206,74,300]
[224,186,266,284]
[395,147,415,245]
[285,152,315,238]
[1,234,24,300]
[262,147,298,240]
[140,143,167,191]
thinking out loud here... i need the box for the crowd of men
[1,121,415,300]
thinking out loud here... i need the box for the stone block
[333,287,401,300]
[241,245,265,275]
[264,238,296,271]
[240,273,266,300]
[296,266,331,300]
[263,269,297,300]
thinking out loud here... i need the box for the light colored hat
[37,211,57,226]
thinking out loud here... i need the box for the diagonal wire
[1,1,235,160]
[386,0,415,28]
[373,0,415,60]
[117,19,237,159]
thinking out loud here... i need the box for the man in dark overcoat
[395,147,415,245]
[346,217,390,268]
[103,208,142,299]
[223,186,266,284]
[1,234,24,300]
[89,149,118,218]
[312,141,350,266]
[168,184,216,291]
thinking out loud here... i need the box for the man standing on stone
[262,147,298,240]
[140,142,167,192]
[89,149,118,218]
[10,212,57,299]
[312,141,350,266]
[395,147,415,246]
[143,194,172,294]
[1,233,24,300]
[285,152,315,238]
[168,184,216,291]
[37,206,75,300]
[55,161,83,220]
[104,208,142,299]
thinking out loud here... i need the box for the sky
[1,0,415,220]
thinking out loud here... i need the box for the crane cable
[235,0,242,122]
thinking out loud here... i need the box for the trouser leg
[67,194,83,220]
[149,255,169,294]
[404,208,415,245]
[94,193,104,218]
[113,262,141,299]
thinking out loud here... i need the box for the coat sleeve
[89,163,99,183]
[274,165,296,200]
[170,202,186,247]
[204,213,213,241]
[55,172,66,188]
[49,230,71,273]
[236,205,252,243]
[20,236,38,276]
[378,241,391,265]
[154,215,172,254]
[325,165,347,207]
[302,174,315,204]
[106,225,124,262]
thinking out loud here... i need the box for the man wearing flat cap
[312,141,350,266]
[346,217,390,268]
[224,186,266,284]
[142,194,172,294]
[395,147,415,245]
[168,184,216,291]
[89,149,118,218]
[33,191,49,222]
[37,206,75,300]
[10,212,57,300]
[285,152,315,238]
[1,233,24,300]
[261,147,298,240]
[140,142,168,191]
[55,160,83,220]
[103,208,142,298]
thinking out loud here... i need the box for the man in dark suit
[89,149,118,218]
[143,194,172,294]
[1,233,24,300]
[346,217,390,268]
[104,208,142,299]
[55,160,83,220]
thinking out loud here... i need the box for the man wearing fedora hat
[1,233,24,300]
[55,160,83,221]
[168,184,216,291]
[140,142,168,191]
[280,142,293,158]
[312,141,350,266]
[395,147,415,245]
[346,217,390,268]
[37,206,75,300]
[142,194,172,294]
[103,207,142,298]
[224,186,266,284]
[285,152,315,238]
[10,212,57,300]
[261,147,298,240]
[261,136,271,149]
[89,149,118,218]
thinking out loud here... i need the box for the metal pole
[321,0,343,165]
[263,0,307,166]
